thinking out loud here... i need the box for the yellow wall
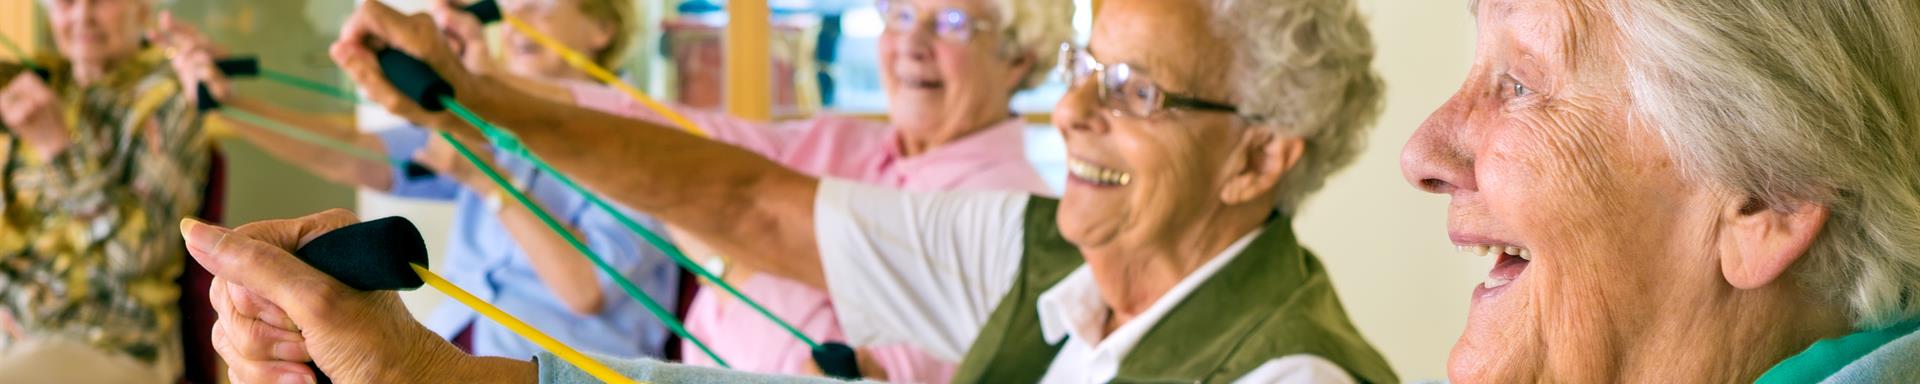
[1,0,35,60]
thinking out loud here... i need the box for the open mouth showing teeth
[1458,244,1531,290]
[1068,159,1131,186]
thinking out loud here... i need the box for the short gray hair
[987,0,1074,90]
[1609,0,1920,328]
[1212,0,1384,213]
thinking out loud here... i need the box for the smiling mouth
[1458,244,1532,290]
[1068,158,1132,187]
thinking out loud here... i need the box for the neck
[70,56,124,86]
[1080,207,1270,334]
[895,113,1010,157]
[1613,278,1853,383]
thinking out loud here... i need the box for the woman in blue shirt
[217,0,679,360]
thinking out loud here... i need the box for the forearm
[459,82,828,286]
[224,97,395,189]
[488,187,607,314]
[452,356,540,384]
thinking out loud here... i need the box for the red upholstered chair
[177,148,225,384]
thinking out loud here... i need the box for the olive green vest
[950,198,1399,383]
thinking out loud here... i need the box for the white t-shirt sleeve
[1234,355,1359,384]
[813,179,1032,362]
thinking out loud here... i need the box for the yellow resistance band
[500,16,708,138]
[417,264,644,384]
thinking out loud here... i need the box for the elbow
[561,288,607,315]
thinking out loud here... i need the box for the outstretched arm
[330,1,828,287]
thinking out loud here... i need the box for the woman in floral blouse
[0,0,227,382]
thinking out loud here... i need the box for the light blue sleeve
[535,352,854,384]
[376,126,462,200]
[553,181,678,297]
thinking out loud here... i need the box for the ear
[1219,126,1305,205]
[586,19,616,55]
[1718,196,1829,289]
[1002,49,1034,95]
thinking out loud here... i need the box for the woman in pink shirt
[474,0,1074,381]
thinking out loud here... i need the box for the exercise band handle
[376,49,455,112]
[288,216,431,383]
[465,0,503,25]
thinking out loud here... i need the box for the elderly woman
[0,0,225,382]
[546,0,1071,380]
[188,0,1400,383]
[220,0,689,363]
[1400,0,1920,382]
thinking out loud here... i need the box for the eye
[1500,74,1534,100]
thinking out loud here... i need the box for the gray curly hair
[986,0,1075,90]
[1609,0,1920,328]
[1212,0,1384,213]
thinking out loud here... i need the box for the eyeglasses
[875,0,995,43]
[1058,43,1260,120]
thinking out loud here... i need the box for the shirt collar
[1036,228,1267,348]
[884,117,1030,166]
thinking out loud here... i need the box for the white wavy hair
[986,0,1075,90]
[1609,0,1920,328]
[1212,0,1385,213]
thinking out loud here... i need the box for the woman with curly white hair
[189,0,1401,382]
[1402,0,1920,381]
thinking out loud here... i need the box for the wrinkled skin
[1401,1,1850,382]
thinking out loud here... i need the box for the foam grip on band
[290,216,430,291]
[196,84,221,112]
[375,49,454,112]
[811,342,863,380]
[215,56,261,78]
[192,56,261,112]
[403,162,439,180]
[28,67,50,81]
[465,0,503,25]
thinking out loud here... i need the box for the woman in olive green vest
[186,0,1399,383]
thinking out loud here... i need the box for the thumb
[181,218,355,326]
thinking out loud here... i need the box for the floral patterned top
[0,47,208,370]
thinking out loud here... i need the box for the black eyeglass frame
[1058,43,1266,121]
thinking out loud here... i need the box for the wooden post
[723,0,772,121]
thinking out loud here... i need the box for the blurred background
[0,0,1480,379]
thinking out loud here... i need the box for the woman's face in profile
[1402,0,1735,381]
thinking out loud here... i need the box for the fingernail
[278,373,314,384]
[179,218,230,254]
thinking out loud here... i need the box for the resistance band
[0,35,667,381]
[291,216,643,384]
[240,60,732,367]
[458,3,862,377]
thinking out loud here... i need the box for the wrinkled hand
[0,73,70,161]
[183,210,468,384]
[414,132,501,189]
[330,1,486,141]
[429,0,495,75]
[150,12,231,108]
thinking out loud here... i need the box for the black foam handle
[465,0,503,25]
[376,49,454,112]
[404,162,440,180]
[194,56,261,112]
[288,216,429,384]
[290,216,430,291]
[812,342,864,380]
[27,67,50,82]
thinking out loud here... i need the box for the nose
[892,23,936,63]
[1053,77,1108,137]
[1401,91,1478,195]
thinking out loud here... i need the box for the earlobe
[1218,128,1305,205]
[1719,197,1829,289]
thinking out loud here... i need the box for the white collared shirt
[815,179,1355,383]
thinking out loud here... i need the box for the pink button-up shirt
[574,85,1052,383]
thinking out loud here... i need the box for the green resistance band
[246,68,733,367]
